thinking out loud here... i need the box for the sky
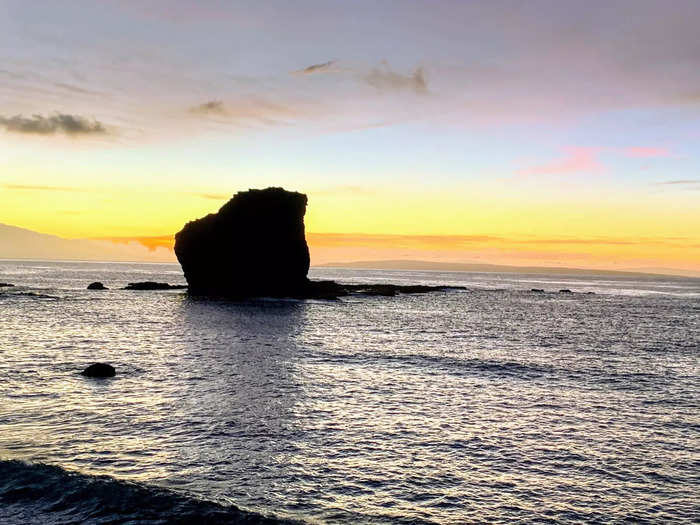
[1,0,699,273]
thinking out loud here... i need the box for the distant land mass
[317,259,700,279]
[0,223,174,263]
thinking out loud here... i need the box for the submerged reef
[174,187,465,299]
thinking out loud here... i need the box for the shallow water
[1,261,698,523]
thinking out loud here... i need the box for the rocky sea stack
[174,187,465,299]
[175,187,310,297]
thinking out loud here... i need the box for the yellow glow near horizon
[2,184,698,273]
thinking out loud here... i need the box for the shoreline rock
[0,282,14,287]
[87,282,108,290]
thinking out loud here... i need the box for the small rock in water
[81,363,116,378]
[531,288,545,293]
[0,282,14,287]
[87,282,108,290]
[559,289,573,293]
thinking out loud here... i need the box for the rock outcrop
[175,187,310,297]
[81,363,116,378]
[123,282,187,290]
[87,282,108,290]
[0,282,14,287]
[174,187,467,299]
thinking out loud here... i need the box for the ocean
[0,260,698,524]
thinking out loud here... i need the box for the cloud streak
[519,147,603,176]
[0,113,107,136]
[623,147,671,158]
[364,62,427,94]
[294,60,337,75]
[655,179,700,186]
[189,100,227,116]
[2,184,83,192]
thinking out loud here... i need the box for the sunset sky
[1,1,699,273]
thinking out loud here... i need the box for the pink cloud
[622,147,671,158]
[519,147,603,176]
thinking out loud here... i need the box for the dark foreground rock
[123,282,187,290]
[81,363,116,378]
[0,282,14,287]
[87,282,108,290]
[531,288,545,293]
[559,289,573,293]
[175,187,310,297]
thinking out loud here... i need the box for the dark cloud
[0,113,107,136]
[295,60,336,74]
[190,100,227,115]
[364,62,427,94]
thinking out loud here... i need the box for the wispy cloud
[519,147,603,176]
[294,60,337,75]
[189,100,227,116]
[623,147,671,158]
[197,193,230,200]
[654,179,700,186]
[0,113,107,136]
[188,97,304,126]
[364,62,427,94]
[2,184,83,192]
[53,82,103,96]
[310,185,373,196]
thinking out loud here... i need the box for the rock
[531,288,545,293]
[559,289,573,293]
[81,363,116,378]
[123,282,187,290]
[0,282,14,287]
[173,187,467,299]
[175,187,310,297]
[87,282,108,290]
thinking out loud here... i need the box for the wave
[0,459,295,525]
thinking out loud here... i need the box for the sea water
[0,260,698,524]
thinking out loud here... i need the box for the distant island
[316,259,700,279]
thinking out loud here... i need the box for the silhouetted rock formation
[174,187,467,299]
[559,289,573,293]
[531,288,545,293]
[87,282,108,290]
[123,282,187,290]
[175,187,310,297]
[0,282,14,287]
[81,363,116,378]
